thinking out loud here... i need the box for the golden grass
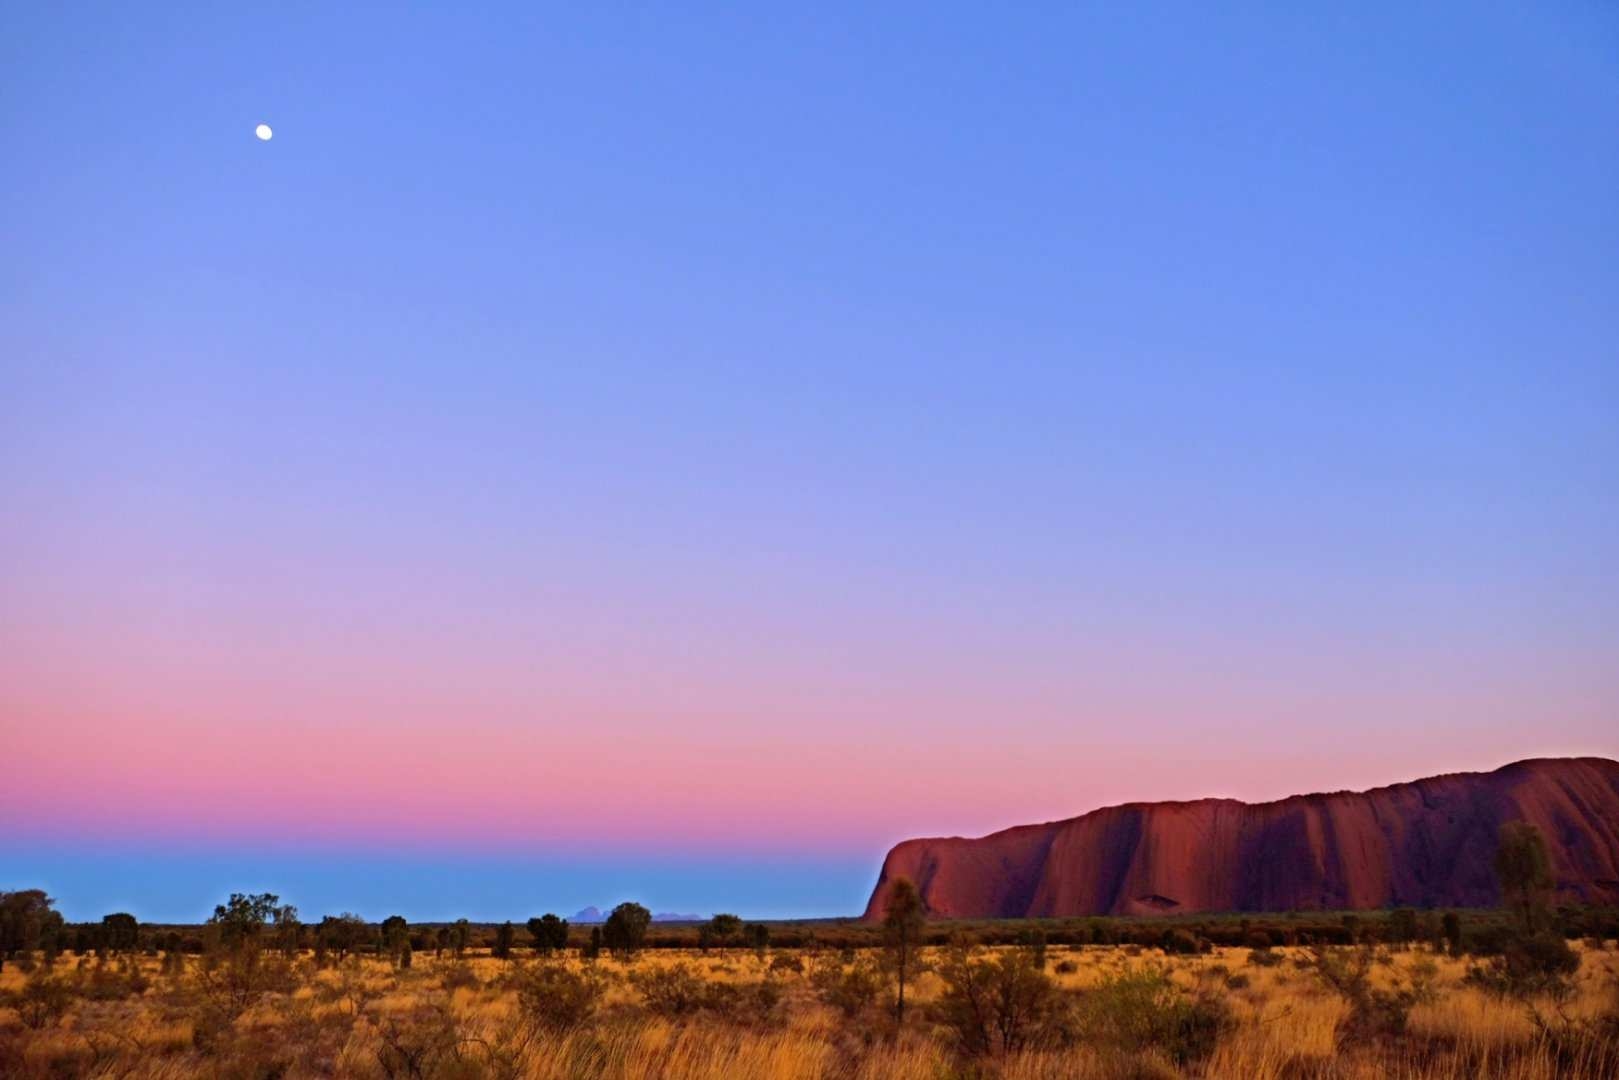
[0,942,1613,1078]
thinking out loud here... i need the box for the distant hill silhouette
[572,905,705,924]
[865,757,1619,919]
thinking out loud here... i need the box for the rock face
[863,758,1619,919]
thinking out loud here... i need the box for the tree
[274,905,301,957]
[317,913,367,960]
[1387,908,1418,945]
[493,921,516,960]
[601,902,651,958]
[381,915,410,966]
[936,940,1061,1055]
[1441,911,1463,955]
[200,892,291,1018]
[527,913,570,954]
[1495,822,1555,932]
[0,890,58,972]
[210,893,281,950]
[746,922,770,957]
[706,913,743,947]
[881,878,926,1026]
[451,918,472,958]
[102,912,139,954]
[585,926,603,961]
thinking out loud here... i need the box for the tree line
[4,822,1615,973]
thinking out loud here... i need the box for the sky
[3,3,1616,923]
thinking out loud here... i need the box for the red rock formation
[863,758,1619,919]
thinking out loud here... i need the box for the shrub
[699,977,784,1026]
[517,963,604,1031]
[1075,968,1232,1066]
[1054,959,1077,974]
[374,1004,459,1079]
[1310,946,1416,1042]
[815,958,883,1018]
[1464,931,1581,1000]
[632,962,707,1017]
[1225,972,1251,990]
[10,974,73,1029]
[80,964,142,1001]
[1247,947,1282,968]
[934,945,1065,1055]
[768,953,804,975]
[441,962,480,991]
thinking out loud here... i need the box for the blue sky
[3,4,1616,922]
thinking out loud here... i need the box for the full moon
[255,124,273,141]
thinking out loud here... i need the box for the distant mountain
[865,757,1619,919]
[572,905,705,924]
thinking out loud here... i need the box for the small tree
[493,921,516,960]
[527,913,570,954]
[1495,822,1554,933]
[936,939,1061,1055]
[881,878,926,1026]
[381,915,410,966]
[317,913,367,960]
[746,922,770,958]
[0,890,58,972]
[584,926,603,961]
[210,893,281,951]
[1441,912,1462,955]
[200,892,289,1017]
[101,913,139,954]
[451,918,472,958]
[273,905,302,958]
[601,902,651,959]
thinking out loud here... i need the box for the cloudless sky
[3,3,1617,922]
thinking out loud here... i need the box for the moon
[255,123,273,141]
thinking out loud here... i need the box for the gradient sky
[3,4,1617,923]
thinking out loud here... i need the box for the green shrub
[933,945,1065,1055]
[1075,968,1232,1066]
[10,974,73,1029]
[814,958,882,1018]
[631,962,707,1017]
[1310,946,1416,1042]
[374,1004,459,1079]
[1464,931,1581,1000]
[517,963,604,1031]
